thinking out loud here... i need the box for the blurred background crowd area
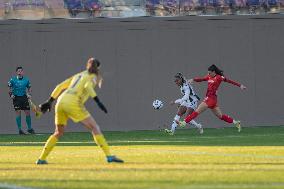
[0,0,284,19]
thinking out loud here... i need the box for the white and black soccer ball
[152,99,163,110]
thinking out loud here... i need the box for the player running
[178,65,246,132]
[36,57,123,164]
[164,73,203,135]
[8,66,35,135]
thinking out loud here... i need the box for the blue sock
[16,116,22,130]
[26,115,32,130]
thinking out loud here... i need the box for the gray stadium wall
[0,15,284,134]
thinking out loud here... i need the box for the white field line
[0,183,38,189]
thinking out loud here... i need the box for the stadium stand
[4,0,46,19]
[0,0,283,19]
[62,0,145,18]
[45,0,69,18]
[146,0,179,16]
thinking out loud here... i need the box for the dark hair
[90,58,103,88]
[93,59,100,68]
[16,66,23,71]
[88,58,101,74]
[174,72,186,83]
[208,64,224,76]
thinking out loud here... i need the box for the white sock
[189,119,200,128]
[171,115,180,132]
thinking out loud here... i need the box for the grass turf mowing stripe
[0,183,38,189]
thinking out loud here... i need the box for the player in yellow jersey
[36,57,123,164]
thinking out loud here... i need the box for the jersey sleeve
[85,80,97,98]
[194,75,209,82]
[26,79,31,88]
[222,76,241,87]
[174,99,182,104]
[51,76,73,99]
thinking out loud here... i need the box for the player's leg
[81,116,123,163]
[37,102,67,164]
[15,110,24,134]
[13,97,24,134]
[185,101,202,128]
[165,105,186,135]
[24,110,34,134]
[36,124,64,164]
[180,102,208,127]
[186,105,203,134]
[211,106,241,132]
[20,95,33,133]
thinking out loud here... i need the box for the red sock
[221,114,233,124]
[185,111,199,123]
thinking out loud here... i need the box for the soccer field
[0,126,283,189]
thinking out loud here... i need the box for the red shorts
[203,96,218,109]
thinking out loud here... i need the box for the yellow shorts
[55,94,90,126]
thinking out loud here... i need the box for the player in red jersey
[178,64,246,132]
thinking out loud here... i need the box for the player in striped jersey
[36,57,123,164]
[178,65,246,132]
[165,73,203,135]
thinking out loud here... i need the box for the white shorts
[180,100,198,110]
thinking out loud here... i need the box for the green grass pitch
[0,126,283,189]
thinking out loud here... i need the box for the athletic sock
[185,111,199,123]
[16,116,22,130]
[221,114,233,124]
[93,134,111,156]
[39,135,58,160]
[26,115,32,130]
[189,119,200,128]
[171,115,180,132]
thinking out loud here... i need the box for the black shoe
[27,129,35,134]
[19,130,26,135]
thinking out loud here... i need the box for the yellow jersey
[51,70,97,104]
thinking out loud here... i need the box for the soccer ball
[152,99,163,110]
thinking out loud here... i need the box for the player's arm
[193,75,209,82]
[26,79,32,98]
[8,79,14,99]
[40,77,73,113]
[50,77,73,99]
[222,76,246,89]
[173,99,182,104]
[188,75,209,83]
[85,81,107,113]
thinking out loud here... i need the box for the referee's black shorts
[13,95,30,111]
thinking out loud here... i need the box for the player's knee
[177,112,183,116]
[92,126,102,135]
[54,131,64,138]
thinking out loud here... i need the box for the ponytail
[93,59,103,88]
[87,58,103,88]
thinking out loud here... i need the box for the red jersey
[194,74,241,98]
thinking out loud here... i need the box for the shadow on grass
[0,127,283,147]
